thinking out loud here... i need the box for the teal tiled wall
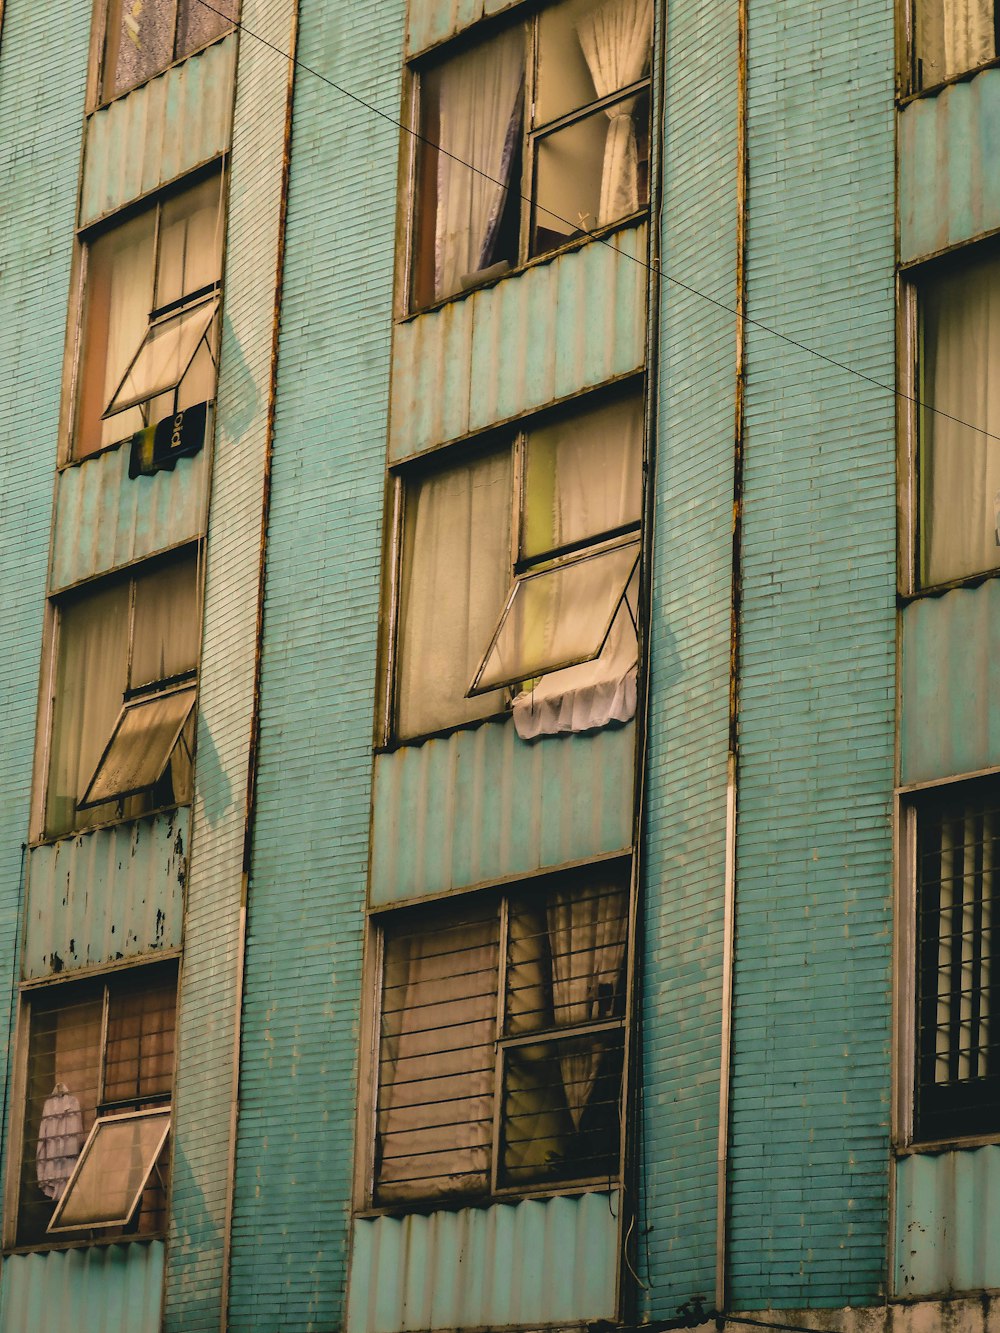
[731,0,896,1307]
[225,0,404,1325]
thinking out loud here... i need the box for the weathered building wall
[224,0,403,1325]
[731,0,896,1308]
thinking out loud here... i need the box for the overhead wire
[194,0,1000,446]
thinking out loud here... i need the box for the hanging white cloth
[434,29,525,300]
[576,0,652,227]
[37,1083,85,1201]
[545,884,627,1129]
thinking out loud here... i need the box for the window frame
[359,856,636,1214]
[35,544,203,845]
[4,961,178,1251]
[46,1108,171,1235]
[897,772,1000,1152]
[90,0,239,110]
[401,0,654,317]
[62,163,226,469]
[379,383,645,749]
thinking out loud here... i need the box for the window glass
[45,551,199,839]
[49,1111,170,1231]
[913,0,995,89]
[74,175,224,461]
[914,779,1000,1141]
[918,248,1000,587]
[103,0,238,102]
[80,687,196,808]
[175,0,239,65]
[18,967,176,1245]
[396,449,512,739]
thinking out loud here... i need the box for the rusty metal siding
[79,34,236,228]
[899,67,1000,264]
[405,0,521,58]
[370,718,635,905]
[22,810,186,979]
[0,1241,165,1333]
[50,442,209,593]
[899,582,1000,785]
[894,1148,1000,1296]
[347,1191,619,1333]
[388,224,648,461]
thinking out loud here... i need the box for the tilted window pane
[914,0,995,88]
[470,540,639,694]
[104,979,177,1105]
[80,686,196,807]
[103,0,177,100]
[105,297,218,417]
[417,27,525,304]
[535,0,652,128]
[506,879,628,1035]
[130,555,201,688]
[397,449,512,738]
[75,209,157,457]
[915,780,1000,1140]
[522,394,643,559]
[531,91,649,256]
[155,174,225,311]
[919,250,1000,587]
[49,1110,170,1231]
[376,908,500,1202]
[175,0,238,60]
[500,1030,624,1188]
[18,995,102,1245]
[46,582,131,838]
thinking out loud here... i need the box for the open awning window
[103,296,219,419]
[47,1108,170,1234]
[468,539,639,696]
[79,685,196,809]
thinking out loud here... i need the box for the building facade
[0,0,996,1329]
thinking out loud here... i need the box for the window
[43,549,200,839]
[912,245,1000,588]
[17,965,176,1245]
[410,0,652,308]
[373,868,629,1205]
[391,391,643,742]
[100,0,238,102]
[73,172,225,462]
[913,778,1000,1141]
[910,0,997,91]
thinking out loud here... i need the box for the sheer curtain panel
[916,0,994,85]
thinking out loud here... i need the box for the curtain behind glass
[377,912,499,1201]
[130,555,201,687]
[916,0,994,86]
[920,251,1000,586]
[46,583,131,838]
[397,449,512,738]
[433,28,525,300]
[576,0,652,226]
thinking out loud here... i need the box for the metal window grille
[915,780,1000,1140]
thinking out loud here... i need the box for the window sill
[4,1231,165,1258]
[898,54,1000,107]
[377,707,511,754]
[899,564,1000,602]
[356,1177,621,1220]
[400,211,649,325]
[30,802,192,852]
[87,29,236,117]
[896,1133,1000,1157]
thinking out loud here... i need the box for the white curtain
[397,450,512,738]
[545,883,627,1128]
[131,556,201,688]
[434,28,524,299]
[921,253,1000,586]
[576,0,652,227]
[377,916,498,1201]
[917,0,994,83]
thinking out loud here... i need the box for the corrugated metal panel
[347,1191,619,1333]
[388,224,647,461]
[899,582,1000,785]
[79,35,236,228]
[895,1148,1000,1296]
[899,66,1000,263]
[0,1241,164,1333]
[50,440,209,593]
[370,718,635,905]
[23,809,186,979]
[405,0,521,58]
